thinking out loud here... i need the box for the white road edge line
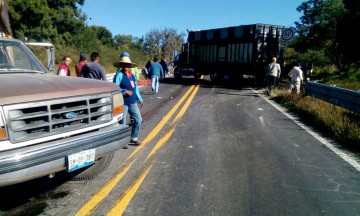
[255,89,360,172]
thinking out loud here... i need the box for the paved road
[1,76,359,216]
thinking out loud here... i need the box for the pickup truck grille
[3,93,113,143]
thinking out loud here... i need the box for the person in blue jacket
[113,52,144,148]
[148,57,164,94]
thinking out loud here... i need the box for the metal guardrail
[305,81,360,113]
[106,73,116,83]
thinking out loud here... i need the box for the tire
[210,71,218,83]
[174,68,182,79]
[70,153,114,181]
[194,72,201,79]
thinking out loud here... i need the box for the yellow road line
[75,160,135,216]
[147,84,200,159]
[75,85,196,216]
[108,84,201,215]
[107,165,153,216]
[128,85,196,157]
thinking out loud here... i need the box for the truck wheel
[210,71,218,83]
[194,72,201,79]
[174,68,182,79]
[70,153,114,181]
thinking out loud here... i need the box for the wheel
[223,73,230,82]
[174,68,182,79]
[194,72,201,79]
[70,153,114,181]
[210,71,218,83]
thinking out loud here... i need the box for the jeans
[151,75,160,93]
[267,75,277,94]
[120,103,142,139]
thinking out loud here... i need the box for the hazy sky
[81,0,304,38]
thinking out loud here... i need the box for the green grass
[29,44,148,77]
[269,84,360,154]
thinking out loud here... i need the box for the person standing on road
[75,52,87,77]
[288,62,304,94]
[160,58,168,76]
[131,66,140,81]
[113,52,144,148]
[266,57,281,96]
[145,60,151,74]
[149,57,164,94]
[80,52,107,81]
[57,56,72,76]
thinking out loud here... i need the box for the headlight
[113,92,124,117]
[0,109,7,140]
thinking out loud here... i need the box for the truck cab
[173,43,200,80]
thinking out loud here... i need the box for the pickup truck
[0,37,131,187]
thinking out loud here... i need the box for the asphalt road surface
[1,75,359,216]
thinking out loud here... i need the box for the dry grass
[269,85,360,152]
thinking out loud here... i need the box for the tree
[143,28,185,60]
[336,0,360,69]
[88,26,113,47]
[293,0,346,68]
[161,28,185,60]
[8,0,86,44]
[114,34,133,46]
[73,26,101,54]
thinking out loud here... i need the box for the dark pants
[267,75,277,94]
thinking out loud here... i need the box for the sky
[80,0,304,38]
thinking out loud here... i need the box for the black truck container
[173,23,286,84]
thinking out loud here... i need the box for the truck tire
[210,71,218,83]
[174,68,182,79]
[70,153,114,181]
[194,72,201,79]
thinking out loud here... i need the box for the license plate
[67,149,95,172]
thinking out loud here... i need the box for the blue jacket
[149,62,164,78]
[113,71,143,105]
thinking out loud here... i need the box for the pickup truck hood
[0,73,119,105]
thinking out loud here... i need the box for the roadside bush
[272,86,360,153]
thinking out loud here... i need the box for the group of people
[265,57,304,96]
[56,51,107,80]
[57,51,144,149]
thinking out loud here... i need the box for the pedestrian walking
[288,62,304,94]
[75,52,87,77]
[266,57,281,96]
[145,60,151,74]
[160,59,168,76]
[149,57,164,94]
[113,52,144,148]
[57,56,71,76]
[80,52,107,81]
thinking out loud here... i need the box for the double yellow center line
[76,81,201,216]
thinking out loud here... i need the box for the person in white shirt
[288,62,304,94]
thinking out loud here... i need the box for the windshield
[0,39,47,74]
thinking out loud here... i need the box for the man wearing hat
[75,52,87,77]
[113,52,144,148]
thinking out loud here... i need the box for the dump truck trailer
[173,23,286,84]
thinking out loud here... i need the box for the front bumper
[0,123,131,187]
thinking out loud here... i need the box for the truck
[0,0,131,187]
[173,23,286,84]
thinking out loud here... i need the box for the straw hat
[113,52,137,68]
